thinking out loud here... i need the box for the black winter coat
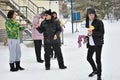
[37,18,61,45]
[86,19,105,47]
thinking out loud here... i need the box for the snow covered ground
[0,20,120,80]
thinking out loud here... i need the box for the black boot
[45,67,50,70]
[88,71,97,77]
[9,63,18,72]
[59,66,67,69]
[97,75,102,80]
[15,61,24,70]
[37,59,44,63]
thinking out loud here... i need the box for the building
[0,0,60,42]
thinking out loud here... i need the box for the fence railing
[10,0,46,23]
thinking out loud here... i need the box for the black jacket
[37,18,61,45]
[86,19,105,47]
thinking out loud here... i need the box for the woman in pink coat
[32,14,44,63]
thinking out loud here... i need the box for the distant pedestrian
[32,13,45,63]
[51,11,65,59]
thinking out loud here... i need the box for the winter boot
[59,66,67,69]
[45,67,50,70]
[9,63,18,72]
[97,75,102,80]
[15,61,24,70]
[88,71,97,77]
[37,59,44,63]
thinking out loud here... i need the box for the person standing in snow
[5,10,25,72]
[52,11,65,44]
[36,9,67,70]
[51,11,65,59]
[85,8,105,80]
[50,11,61,59]
[32,13,45,63]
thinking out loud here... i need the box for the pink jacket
[32,14,43,40]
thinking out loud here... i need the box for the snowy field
[0,20,120,80]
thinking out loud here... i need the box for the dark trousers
[44,44,65,68]
[50,48,57,58]
[87,45,103,76]
[34,40,42,61]
[50,37,61,58]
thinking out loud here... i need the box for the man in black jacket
[85,8,105,80]
[37,9,67,70]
